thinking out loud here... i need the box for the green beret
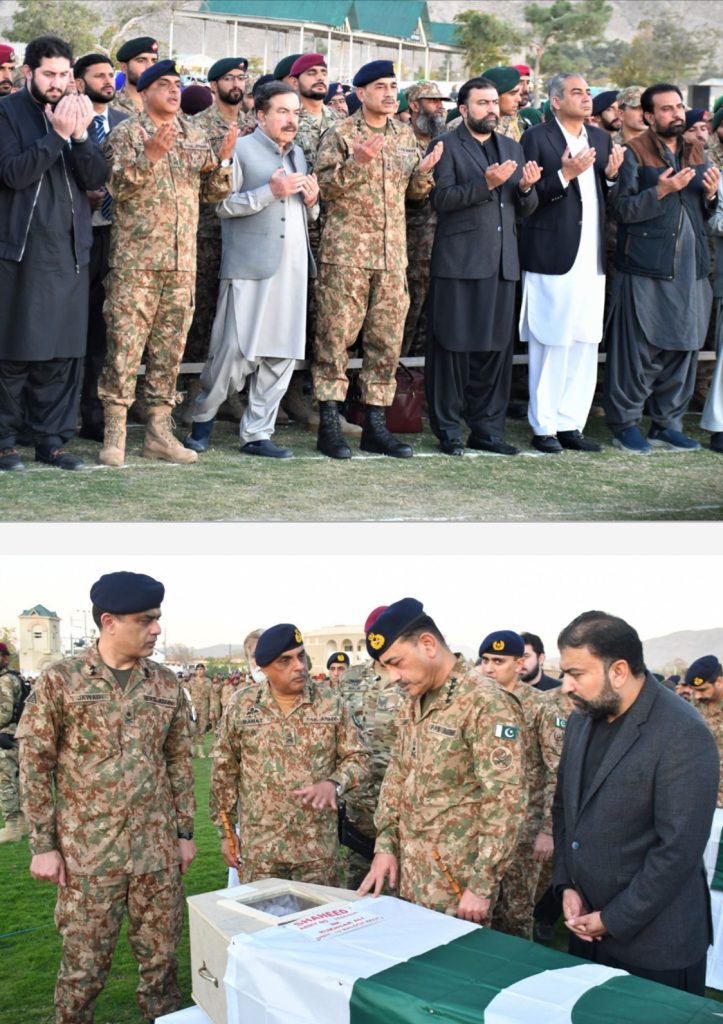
[481,66,520,96]
[713,108,723,133]
[397,89,408,113]
[520,105,542,126]
[207,57,248,82]
[273,54,302,80]
[117,37,158,63]
[714,95,723,114]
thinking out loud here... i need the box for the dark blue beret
[327,651,350,670]
[137,59,180,93]
[207,57,248,82]
[479,630,525,658]
[685,655,722,687]
[346,92,362,115]
[366,598,424,659]
[90,572,165,613]
[592,90,619,116]
[684,108,707,130]
[353,60,396,88]
[326,81,346,102]
[255,623,304,667]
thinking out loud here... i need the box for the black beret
[274,54,302,80]
[90,572,165,614]
[353,60,395,88]
[481,66,520,96]
[255,623,304,667]
[685,655,722,687]
[137,59,180,93]
[346,92,362,115]
[478,630,525,658]
[684,108,707,130]
[207,57,248,82]
[117,37,159,63]
[366,598,423,659]
[326,81,346,102]
[73,53,113,78]
[592,90,619,116]
[327,651,350,670]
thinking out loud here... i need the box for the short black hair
[255,80,296,114]
[457,76,498,109]
[73,52,113,80]
[557,610,645,676]
[195,663,205,670]
[24,35,73,71]
[397,613,449,650]
[521,631,544,656]
[640,83,682,116]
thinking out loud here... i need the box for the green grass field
[1,412,721,522]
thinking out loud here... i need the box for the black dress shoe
[0,447,25,471]
[240,439,293,459]
[440,439,465,456]
[35,447,85,470]
[710,432,723,453]
[531,434,563,454]
[78,423,105,443]
[557,429,602,452]
[467,434,519,455]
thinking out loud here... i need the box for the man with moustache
[112,37,159,115]
[590,90,623,135]
[684,656,723,806]
[73,53,128,444]
[604,83,720,452]
[0,35,105,472]
[520,632,561,691]
[553,611,719,994]
[612,87,646,148]
[0,44,16,97]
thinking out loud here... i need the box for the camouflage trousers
[99,270,196,408]
[190,690,210,737]
[402,259,431,357]
[0,744,19,818]
[313,263,409,406]
[399,835,483,916]
[54,869,184,1024]
[491,839,543,940]
[240,858,338,886]
[183,234,221,365]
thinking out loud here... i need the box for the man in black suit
[519,73,624,454]
[520,632,561,691]
[553,610,719,994]
[426,76,540,456]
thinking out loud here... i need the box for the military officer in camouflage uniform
[98,60,235,468]
[17,572,195,1024]
[326,650,350,686]
[189,663,212,757]
[211,623,371,884]
[312,60,444,460]
[359,599,528,922]
[478,630,566,939]
[112,37,159,116]
[611,87,646,148]
[220,671,244,712]
[447,67,526,140]
[685,656,723,807]
[0,641,25,843]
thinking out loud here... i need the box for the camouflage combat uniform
[708,133,723,171]
[312,109,434,405]
[98,112,232,409]
[220,676,243,712]
[16,643,194,1024]
[403,127,438,356]
[374,660,528,914]
[189,670,212,754]
[491,681,566,939]
[0,664,22,823]
[210,679,371,885]
[698,700,723,807]
[111,87,140,117]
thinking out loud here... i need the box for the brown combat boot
[143,405,198,464]
[0,813,23,843]
[99,405,127,466]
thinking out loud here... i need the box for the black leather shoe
[240,439,293,459]
[360,405,413,458]
[317,401,352,460]
[78,423,105,443]
[711,432,723,453]
[440,439,465,456]
[0,447,25,471]
[35,447,85,470]
[467,434,519,455]
[557,429,602,452]
[531,434,563,454]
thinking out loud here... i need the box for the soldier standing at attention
[112,37,159,116]
[326,650,350,686]
[189,662,212,757]
[0,642,26,843]
[685,656,723,807]
[17,571,195,1024]
[98,59,236,467]
[312,60,444,460]
[210,623,371,885]
[359,599,528,923]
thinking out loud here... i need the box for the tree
[611,13,715,88]
[541,38,629,86]
[0,626,19,671]
[523,0,612,102]
[11,0,101,56]
[165,642,197,665]
[453,10,524,76]
[101,0,190,59]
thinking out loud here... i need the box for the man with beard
[0,44,16,98]
[402,81,448,356]
[326,81,348,117]
[112,37,159,115]
[590,90,622,135]
[0,35,106,472]
[684,656,723,806]
[604,83,719,452]
[73,53,128,444]
[553,610,719,994]
[520,632,561,690]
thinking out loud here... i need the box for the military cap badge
[368,633,385,651]
[694,677,704,686]
[294,628,303,644]
[336,654,345,662]
[493,639,505,651]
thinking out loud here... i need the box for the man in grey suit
[553,610,719,994]
[184,81,319,459]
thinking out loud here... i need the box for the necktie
[92,115,113,222]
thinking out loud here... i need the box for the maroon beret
[0,45,16,64]
[289,53,326,77]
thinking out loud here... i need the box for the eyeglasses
[220,73,248,83]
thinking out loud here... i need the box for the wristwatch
[327,778,343,798]
[220,158,232,168]
[71,131,88,143]
[177,830,194,840]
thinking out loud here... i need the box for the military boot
[178,377,204,427]
[317,401,352,460]
[0,814,23,843]
[360,405,413,458]
[143,406,198,464]
[99,405,127,467]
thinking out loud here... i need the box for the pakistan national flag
[223,896,721,1024]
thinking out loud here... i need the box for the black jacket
[0,87,107,264]
[519,118,613,275]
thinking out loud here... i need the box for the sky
[2,522,720,658]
